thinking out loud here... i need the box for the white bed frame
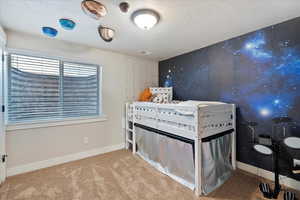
[125,88,236,196]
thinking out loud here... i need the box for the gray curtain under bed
[135,125,233,194]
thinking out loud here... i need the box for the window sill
[5,115,108,131]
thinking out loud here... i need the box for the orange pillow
[138,88,152,101]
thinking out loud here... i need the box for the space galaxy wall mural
[159,17,300,180]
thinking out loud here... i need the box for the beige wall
[0,25,6,46]
[5,30,158,169]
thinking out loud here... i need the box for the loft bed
[125,87,236,196]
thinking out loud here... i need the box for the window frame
[4,49,105,130]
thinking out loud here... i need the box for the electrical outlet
[83,137,89,144]
[293,159,300,167]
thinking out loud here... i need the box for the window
[6,53,101,124]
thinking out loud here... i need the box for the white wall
[5,30,158,170]
[0,25,6,46]
[0,24,7,182]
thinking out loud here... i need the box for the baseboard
[237,161,300,191]
[7,143,125,177]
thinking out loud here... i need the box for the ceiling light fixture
[98,26,115,42]
[131,9,160,30]
[81,0,107,20]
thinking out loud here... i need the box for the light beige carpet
[0,150,298,200]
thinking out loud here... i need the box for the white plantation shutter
[7,53,100,123]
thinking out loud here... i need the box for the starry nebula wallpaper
[159,17,300,180]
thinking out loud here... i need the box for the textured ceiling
[1,0,300,61]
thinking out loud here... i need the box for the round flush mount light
[81,0,107,20]
[42,27,58,37]
[59,18,76,30]
[131,9,160,30]
[98,26,115,42]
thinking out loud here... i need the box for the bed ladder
[125,103,134,151]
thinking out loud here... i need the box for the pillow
[161,93,170,103]
[151,94,162,103]
[138,88,152,101]
[151,93,170,104]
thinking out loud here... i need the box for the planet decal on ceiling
[42,27,58,37]
[59,18,76,30]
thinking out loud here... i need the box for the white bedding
[177,100,225,107]
[174,101,225,115]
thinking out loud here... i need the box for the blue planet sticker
[59,18,76,30]
[42,27,58,37]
